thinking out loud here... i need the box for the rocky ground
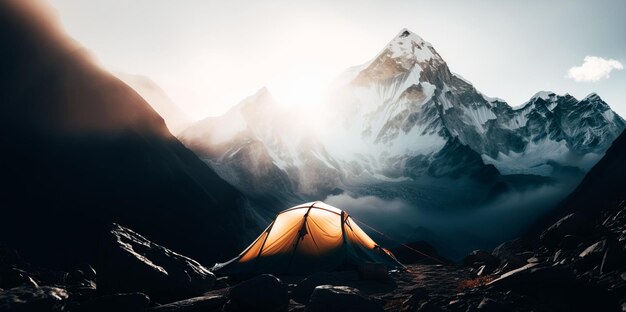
[1,204,624,312]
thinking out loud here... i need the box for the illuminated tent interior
[212,201,404,276]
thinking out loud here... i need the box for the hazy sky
[48,0,626,119]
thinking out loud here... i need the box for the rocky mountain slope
[116,72,191,135]
[0,0,258,268]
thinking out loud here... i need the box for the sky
[48,0,626,120]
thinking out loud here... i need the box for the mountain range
[179,29,625,223]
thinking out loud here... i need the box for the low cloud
[566,56,623,82]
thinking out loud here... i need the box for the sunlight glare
[267,64,333,112]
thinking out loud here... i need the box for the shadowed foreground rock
[72,292,150,312]
[147,295,226,312]
[97,224,215,303]
[306,285,384,312]
[0,286,68,312]
[291,271,360,304]
[225,274,288,312]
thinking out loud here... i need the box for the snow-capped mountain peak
[385,28,439,62]
[180,28,625,212]
[582,92,601,101]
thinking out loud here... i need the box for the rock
[463,250,499,271]
[475,265,494,277]
[526,256,541,263]
[73,292,150,312]
[415,300,442,312]
[559,235,582,250]
[291,271,359,303]
[306,285,383,312]
[400,287,429,311]
[476,298,505,312]
[65,269,86,285]
[65,265,97,288]
[225,274,288,312]
[493,261,524,275]
[488,263,574,289]
[577,239,623,273]
[97,224,216,303]
[0,267,38,289]
[579,240,607,259]
[514,251,535,262]
[147,294,226,312]
[0,286,68,312]
[541,213,592,250]
[79,264,97,281]
[491,238,527,259]
[491,240,535,273]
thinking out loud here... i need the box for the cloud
[567,56,623,82]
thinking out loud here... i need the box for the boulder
[147,295,226,312]
[0,267,38,289]
[476,298,505,312]
[306,285,383,312]
[400,287,429,311]
[0,286,68,312]
[488,264,573,290]
[579,240,606,259]
[291,271,359,303]
[414,300,442,312]
[97,224,215,303]
[540,213,592,250]
[463,250,499,271]
[65,264,97,288]
[225,274,288,312]
[491,238,527,259]
[558,235,582,250]
[73,292,150,312]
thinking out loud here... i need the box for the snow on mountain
[180,28,625,212]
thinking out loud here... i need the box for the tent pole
[254,221,275,266]
[288,202,317,268]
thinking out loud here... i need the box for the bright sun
[267,64,333,111]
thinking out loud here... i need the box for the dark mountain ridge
[0,1,256,268]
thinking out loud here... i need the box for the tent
[212,201,404,276]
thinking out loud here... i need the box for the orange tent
[212,201,403,276]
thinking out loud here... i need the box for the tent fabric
[212,201,404,276]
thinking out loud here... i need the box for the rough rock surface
[97,224,216,303]
[306,285,384,312]
[225,274,288,312]
[0,286,69,312]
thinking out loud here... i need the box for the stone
[400,287,429,311]
[73,292,150,312]
[0,286,68,312]
[291,271,359,303]
[463,250,499,271]
[0,267,38,289]
[541,213,592,250]
[579,240,606,258]
[558,235,582,250]
[225,274,288,312]
[306,285,383,312]
[148,295,226,312]
[97,224,216,303]
[477,298,505,312]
